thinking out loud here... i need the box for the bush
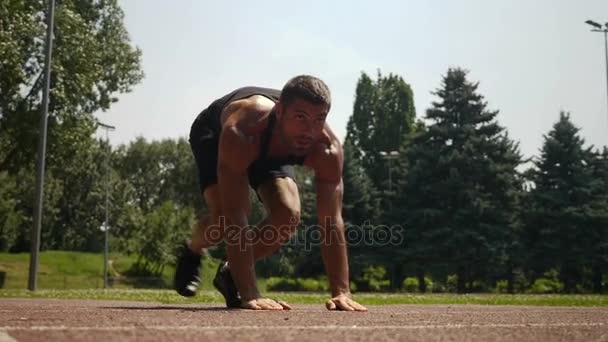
[401,276,433,292]
[530,278,563,294]
[446,274,458,293]
[266,277,329,292]
[495,280,509,293]
[430,281,447,293]
[471,280,489,293]
[298,278,328,292]
[354,265,390,292]
[370,280,391,292]
[402,277,418,292]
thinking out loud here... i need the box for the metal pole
[104,128,109,289]
[604,30,608,128]
[29,0,56,291]
[388,157,392,210]
[97,122,114,289]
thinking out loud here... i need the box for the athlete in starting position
[174,75,367,311]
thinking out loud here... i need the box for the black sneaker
[174,242,201,297]
[213,261,241,308]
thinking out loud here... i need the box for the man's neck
[265,116,291,158]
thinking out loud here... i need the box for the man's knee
[272,204,301,228]
[259,178,301,225]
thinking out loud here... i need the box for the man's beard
[282,134,313,156]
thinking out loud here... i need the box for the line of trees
[1,1,607,292]
[341,69,608,294]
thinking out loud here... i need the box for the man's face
[276,98,329,156]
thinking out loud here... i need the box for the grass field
[2,251,607,307]
[0,251,220,290]
[0,289,607,307]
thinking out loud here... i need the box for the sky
[96,0,608,159]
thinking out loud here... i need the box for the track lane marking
[0,323,605,331]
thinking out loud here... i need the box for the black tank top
[209,86,281,114]
[193,86,305,166]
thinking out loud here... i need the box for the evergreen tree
[525,112,597,293]
[588,147,608,293]
[399,68,523,293]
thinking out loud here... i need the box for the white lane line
[0,323,604,331]
[0,331,17,342]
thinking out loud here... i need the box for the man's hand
[241,297,292,310]
[325,294,367,312]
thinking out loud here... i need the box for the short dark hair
[280,75,331,109]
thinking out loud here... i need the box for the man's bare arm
[218,120,288,310]
[316,179,350,296]
[217,126,259,301]
[311,138,367,311]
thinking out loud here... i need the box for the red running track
[0,299,607,341]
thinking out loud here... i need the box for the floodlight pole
[28,0,56,292]
[586,20,608,129]
[97,122,115,289]
[379,150,400,210]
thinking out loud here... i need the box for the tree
[525,112,597,293]
[0,172,24,251]
[0,0,143,252]
[342,139,380,226]
[345,71,416,192]
[588,147,608,293]
[342,71,416,289]
[132,201,193,276]
[400,68,523,293]
[114,137,201,212]
[0,0,143,172]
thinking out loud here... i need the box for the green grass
[0,289,606,307]
[0,251,219,290]
[1,251,606,307]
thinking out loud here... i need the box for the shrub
[495,280,509,293]
[446,274,458,293]
[530,278,563,294]
[402,277,418,292]
[266,277,328,292]
[430,281,446,293]
[354,265,389,292]
[401,277,434,292]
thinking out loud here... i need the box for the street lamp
[97,121,115,289]
[379,150,400,204]
[585,19,608,128]
[29,0,56,292]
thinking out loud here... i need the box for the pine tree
[587,147,608,293]
[526,112,597,293]
[400,68,522,293]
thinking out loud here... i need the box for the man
[174,75,367,311]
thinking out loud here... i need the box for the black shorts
[188,108,297,193]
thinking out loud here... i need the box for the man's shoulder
[220,95,274,127]
[217,125,258,170]
[305,125,343,182]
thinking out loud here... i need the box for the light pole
[97,122,115,289]
[379,150,400,208]
[585,20,608,128]
[379,150,400,290]
[29,0,56,291]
